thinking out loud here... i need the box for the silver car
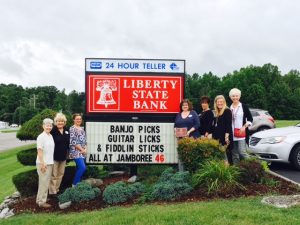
[248,122,300,170]
[249,108,275,133]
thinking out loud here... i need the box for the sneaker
[39,203,52,208]
[127,175,137,183]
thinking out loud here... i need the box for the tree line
[185,63,300,120]
[1,63,299,125]
[0,85,85,125]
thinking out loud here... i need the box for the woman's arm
[206,110,214,134]
[192,110,200,130]
[37,148,46,173]
[187,111,200,136]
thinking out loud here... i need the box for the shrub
[60,166,76,188]
[192,160,242,194]
[159,167,175,182]
[12,169,38,197]
[238,158,267,184]
[138,165,172,178]
[57,188,72,204]
[103,181,145,204]
[70,182,100,202]
[103,165,129,172]
[83,165,103,179]
[16,148,37,166]
[151,168,193,201]
[58,182,101,203]
[177,138,226,172]
[17,109,57,141]
[260,176,280,188]
[12,166,76,197]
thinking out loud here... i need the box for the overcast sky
[0,0,299,93]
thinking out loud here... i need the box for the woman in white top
[229,88,253,164]
[36,118,55,208]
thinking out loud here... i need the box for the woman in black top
[199,96,214,137]
[212,95,233,162]
[49,113,70,195]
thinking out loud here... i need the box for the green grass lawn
[0,129,19,133]
[1,198,299,225]
[275,120,300,128]
[0,144,35,202]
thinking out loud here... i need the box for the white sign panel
[86,58,185,73]
[86,122,178,164]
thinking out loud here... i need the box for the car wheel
[257,126,270,132]
[290,145,300,170]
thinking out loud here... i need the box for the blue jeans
[73,158,86,185]
[232,139,249,164]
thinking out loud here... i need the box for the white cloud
[0,0,300,92]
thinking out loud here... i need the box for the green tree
[16,109,57,140]
[67,90,85,114]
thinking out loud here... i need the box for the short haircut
[229,88,241,97]
[43,118,53,125]
[180,99,193,111]
[201,96,210,104]
[54,113,67,125]
[72,113,82,120]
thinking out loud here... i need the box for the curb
[267,170,300,187]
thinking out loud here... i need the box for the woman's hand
[81,147,87,155]
[40,163,47,173]
[225,139,230,146]
[186,130,190,137]
[225,134,230,145]
[240,126,246,134]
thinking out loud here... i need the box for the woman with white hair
[212,95,233,161]
[229,88,253,164]
[36,118,54,208]
[49,113,69,196]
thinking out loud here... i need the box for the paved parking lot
[270,162,300,184]
[0,132,35,152]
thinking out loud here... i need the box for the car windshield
[296,123,300,127]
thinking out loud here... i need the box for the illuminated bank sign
[87,75,183,113]
[86,59,185,73]
[85,58,185,164]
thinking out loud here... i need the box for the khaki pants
[49,160,66,194]
[36,164,53,206]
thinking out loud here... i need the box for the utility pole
[32,94,38,109]
[19,100,21,125]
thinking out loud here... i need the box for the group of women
[36,113,87,208]
[35,87,252,207]
[174,88,253,165]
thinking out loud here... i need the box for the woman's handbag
[234,128,246,138]
[175,128,188,138]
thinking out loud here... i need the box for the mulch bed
[12,174,300,215]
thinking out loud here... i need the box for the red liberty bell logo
[96,80,117,108]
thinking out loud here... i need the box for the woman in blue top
[174,99,200,138]
[69,113,87,186]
